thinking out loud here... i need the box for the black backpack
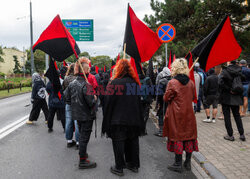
[231,75,243,95]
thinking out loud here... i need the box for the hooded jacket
[31,73,46,100]
[163,74,197,141]
[219,64,243,106]
[156,67,171,85]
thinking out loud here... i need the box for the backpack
[157,75,171,95]
[231,75,243,95]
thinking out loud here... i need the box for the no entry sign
[157,23,176,43]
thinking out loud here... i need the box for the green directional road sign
[62,19,94,41]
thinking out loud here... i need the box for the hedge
[0,78,32,90]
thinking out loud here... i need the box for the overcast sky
[0,0,163,58]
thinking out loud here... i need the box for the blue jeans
[65,104,79,142]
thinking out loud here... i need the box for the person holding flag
[163,58,198,173]
[64,58,98,169]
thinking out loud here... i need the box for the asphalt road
[0,96,197,179]
[0,93,32,129]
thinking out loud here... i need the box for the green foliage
[13,55,22,74]
[65,52,91,63]
[144,0,250,62]
[25,49,46,74]
[0,77,32,90]
[0,46,4,63]
[0,72,5,78]
[91,55,112,69]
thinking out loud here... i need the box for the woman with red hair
[102,59,144,176]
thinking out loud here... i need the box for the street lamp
[30,0,35,74]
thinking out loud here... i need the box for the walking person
[62,63,79,149]
[154,67,171,137]
[163,58,198,173]
[239,59,250,117]
[218,61,246,141]
[102,59,144,176]
[64,58,97,169]
[203,68,219,123]
[26,73,49,124]
[46,80,65,132]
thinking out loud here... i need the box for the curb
[0,91,31,100]
[192,152,226,179]
[150,110,226,179]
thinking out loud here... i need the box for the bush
[0,72,5,78]
[0,77,32,90]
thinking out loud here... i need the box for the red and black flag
[110,60,116,77]
[130,57,140,85]
[95,66,99,74]
[185,52,197,103]
[45,57,62,99]
[104,65,106,72]
[123,4,162,70]
[168,51,175,69]
[63,60,68,67]
[192,16,242,72]
[33,15,80,62]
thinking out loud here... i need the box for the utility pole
[30,0,35,74]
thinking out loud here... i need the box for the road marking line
[0,115,29,140]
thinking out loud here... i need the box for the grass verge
[0,87,32,99]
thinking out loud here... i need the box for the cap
[240,59,247,65]
[194,62,200,67]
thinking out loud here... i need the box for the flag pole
[189,57,199,72]
[77,60,89,83]
[123,43,126,59]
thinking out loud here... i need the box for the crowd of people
[25,56,248,176]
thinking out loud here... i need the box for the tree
[144,0,250,62]
[13,55,22,74]
[25,49,46,74]
[91,55,112,69]
[0,46,4,63]
[65,51,91,63]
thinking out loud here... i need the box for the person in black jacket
[219,61,246,141]
[26,73,49,124]
[102,59,144,176]
[203,68,219,123]
[64,60,97,169]
[46,81,65,132]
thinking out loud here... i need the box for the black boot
[79,157,97,169]
[168,154,183,173]
[184,152,192,171]
[110,165,124,176]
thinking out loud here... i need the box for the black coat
[203,74,219,97]
[218,64,243,106]
[31,80,46,100]
[64,76,96,122]
[46,82,65,108]
[102,76,144,136]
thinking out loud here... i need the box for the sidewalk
[195,110,250,179]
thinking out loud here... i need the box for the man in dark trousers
[219,61,246,141]
[203,68,219,123]
[64,59,97,169]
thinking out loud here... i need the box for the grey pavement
[0,93,31,129]
[0,104,197,179]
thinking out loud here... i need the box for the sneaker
[212,119,216,123]
[224,135,234,141]
[126,163,138,173]
[79,159,96,169]
[110,166,124,176]
[48,128,53,133]
[26,120,33,124]
[168,163,183,173]
[240,134,246,141]
[67,140,76,148]
[203,119,212,123]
